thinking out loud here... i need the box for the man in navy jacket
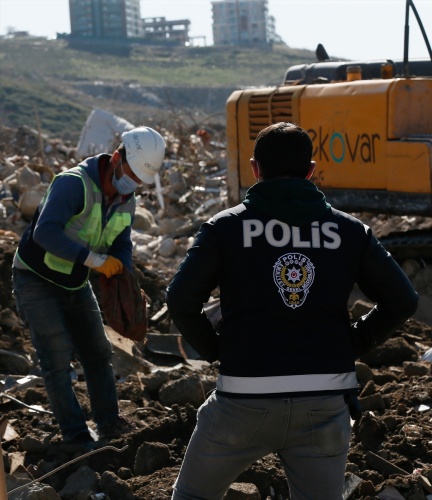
[166,122,418,499]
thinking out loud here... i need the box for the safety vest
[16,166,135,289]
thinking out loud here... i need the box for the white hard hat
[121,126,166,184]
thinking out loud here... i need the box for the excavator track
[379,229,432,263]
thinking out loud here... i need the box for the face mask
[112,161,140,195]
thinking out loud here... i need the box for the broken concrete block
[99,470,134,500]
[8,452,26,475]
[224,482,260,499]
[403,361,430,377]
[343,472,362,499]
[18,185,46,220]
[8,482,61,500]
[355,361,374,386]
[0,349,31,375]
[359,393,386,412]
[134,442,171,476]
[140,369,171,396]
[132,206,155,231]
[59,465,100,498]
[15,166,41,190]
[105,326,154,378]
[158,237,176,258]
[159,374,206,408]
[350,299,373,321]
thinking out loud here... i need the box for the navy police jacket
[166,178,418,398]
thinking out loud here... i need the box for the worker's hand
[84,251,124,278]
[94,256,123,278]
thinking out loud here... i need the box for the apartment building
[69,0,143,39]
[211,0,277,45]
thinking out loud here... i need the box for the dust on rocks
[2,122,432,499]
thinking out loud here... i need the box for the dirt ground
[2,229,432,500]
[3,124,432,499]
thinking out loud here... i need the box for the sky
[1,0,432,61]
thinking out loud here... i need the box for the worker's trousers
[13,268,119,442]
[171,391,351,500]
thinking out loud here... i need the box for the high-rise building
[211,0,279,46]
[69,0,144,39]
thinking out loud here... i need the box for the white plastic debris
[422,347,432,361]
[76,108,135,158]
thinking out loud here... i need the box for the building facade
[69,0,144,39]
[142,17,190,44]
[211,0,278,46]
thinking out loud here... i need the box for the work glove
[95,256,123,278]
[85,252,124,278]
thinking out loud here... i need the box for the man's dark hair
[253,122,313,179]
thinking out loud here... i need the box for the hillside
[0,38,319,142]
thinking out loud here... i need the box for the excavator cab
[226,0,432,217]
[226,66,432,214]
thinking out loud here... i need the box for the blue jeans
[13,268,119,442]
[172,392,351,500]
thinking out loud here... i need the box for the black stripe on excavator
[379,229,432,262]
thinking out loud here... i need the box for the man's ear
[251,158,260,180]
[306,161,316,180]
[112,150,121,164]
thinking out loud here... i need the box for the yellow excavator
[226,0,432,261]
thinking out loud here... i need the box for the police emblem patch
[273,253,315,309]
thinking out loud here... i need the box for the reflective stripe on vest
[43,167,134,275]
[216,371,358,395]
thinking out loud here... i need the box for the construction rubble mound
[2,121,432,500]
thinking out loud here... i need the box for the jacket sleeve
[165,222,221,363]
[33,175,89,262]
[350,228,418,356]
[109,225,133,270]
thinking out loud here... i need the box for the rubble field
[2,123,432,499]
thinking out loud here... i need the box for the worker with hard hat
[12,126,166,448]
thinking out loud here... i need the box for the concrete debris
[3,423,19,443]
[403,360,430,376]
[99,470,135,500]
[2,118,432,498]
[224,482,261,499]
[59,466,100,499]
[377,486,406,499]
[8,482,61,500]
[0,350,31,376]
[343,473,362,499]
[358,392,386,412]
[134,442,171,476]
[158,373,206,408]
[0,115,228,283]
[105,327,154,378]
